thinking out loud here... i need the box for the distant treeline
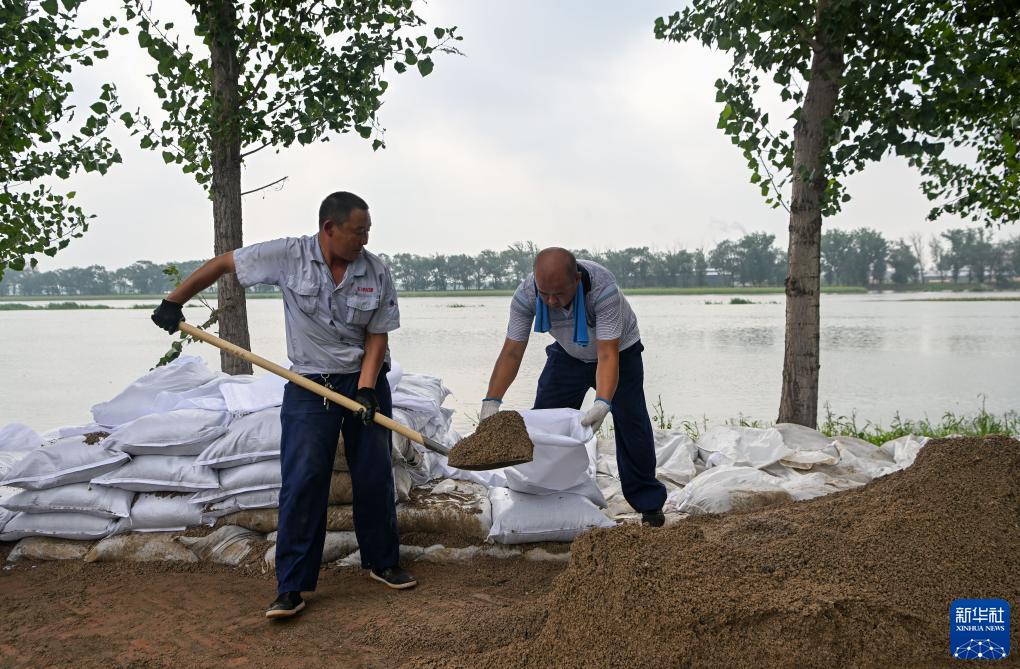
[1,227,1017,296]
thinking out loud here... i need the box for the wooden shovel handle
[177,321,441,452]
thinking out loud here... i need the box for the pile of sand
[436,435,1019,668]
[447,411,534,470]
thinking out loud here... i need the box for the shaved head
[534,247,580,309]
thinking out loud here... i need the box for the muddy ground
[0,555,563,669]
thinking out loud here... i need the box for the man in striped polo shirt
[480,247,667,526]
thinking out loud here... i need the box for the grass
[645,396,1017,445]
[0,302,113,310]
[895,297,1020,302]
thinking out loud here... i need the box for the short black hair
[318,191,368,229]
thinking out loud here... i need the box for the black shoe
[370,565,418,590]
[265,591,304,619]
[641,509,666,527]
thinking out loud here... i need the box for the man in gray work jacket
[151,191,414,620]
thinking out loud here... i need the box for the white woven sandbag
[696,425,793,469]
[121,493,206,532]
[200,488,280,520]
[189,459,280,504]
[104,409,230,456]
[90,356,221,428]
[775,423,840,469]
[654,429,700,487]
[674,466,792,515]
[90,455,219,493]
[882,434,930,468]
[194,408,280,468]
[151,375,257,413]
[177,525,263,566]
[219,374,286,415]
[0,436,130,490]
[504,408,596,495]
[0,511,118,541]
[0,423,42,452]
[487,487,614,544]
[2,483,134,518]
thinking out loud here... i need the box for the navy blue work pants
[276,367,399,593]
[533,341,667,514]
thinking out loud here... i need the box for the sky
[39,0,976,272]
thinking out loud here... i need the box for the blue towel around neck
[533,277,589,346]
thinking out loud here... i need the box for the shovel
[178,322,451,458]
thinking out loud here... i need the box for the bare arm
[594,338,620,402]
[359,331,388,389]
[485,338,528,400]
[166,252,236,304]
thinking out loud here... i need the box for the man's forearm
[594,346,620,402]
[166,252,235,304]
[359,332,387,389]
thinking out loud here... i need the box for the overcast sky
[41,0,976,272]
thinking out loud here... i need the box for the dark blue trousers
[276,367,399,593]
[533,340,667,514]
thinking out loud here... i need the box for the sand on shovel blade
[447,411,534,471]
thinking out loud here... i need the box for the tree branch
[241,175,288,196]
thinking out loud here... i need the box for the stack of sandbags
[90,408,231,532]
[0,433,131,540]
[487,409,613,544]
[660,424,931,516]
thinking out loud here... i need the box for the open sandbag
[84,533,198,563]
[194,407,281,468]
[176,525,263,566]
[3,483,134,519]
[0,511,118,541]
[6,536,92,562]
[0,436,129,490]
[673,466,792,515]
[503,409,593,493]
[488,487,615,544]
[91,455,219,493]
[91,356,221,427]
[103,409,230,456]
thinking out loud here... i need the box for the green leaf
[162,151,175,164]
[90,102,108,115]
[417,58,434,77]
[41,0,58,15]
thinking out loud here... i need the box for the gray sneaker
[265,591,305,619]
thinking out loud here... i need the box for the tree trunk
[778,3,843,428]
[208,0,252,374]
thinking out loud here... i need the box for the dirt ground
[0,556,564,669]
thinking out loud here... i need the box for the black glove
[151,299,185,334]
[354,387,379,426]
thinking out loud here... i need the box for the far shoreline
[2,281,1019,302]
